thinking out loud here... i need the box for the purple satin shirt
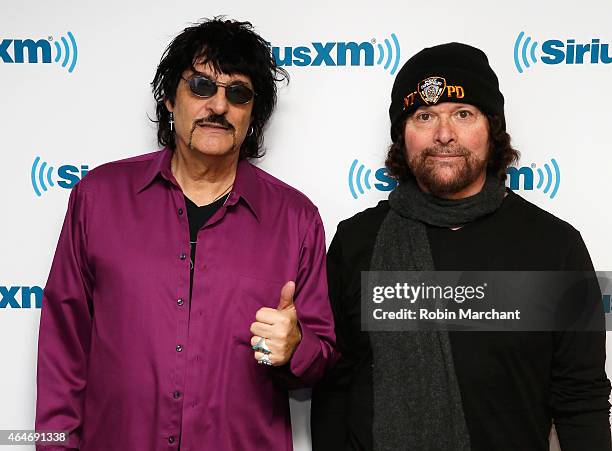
[35,148,337,451]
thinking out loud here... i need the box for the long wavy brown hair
[385,114,520,182]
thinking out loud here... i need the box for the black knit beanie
[389,42,505,141]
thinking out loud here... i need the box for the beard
[407,144,488,197]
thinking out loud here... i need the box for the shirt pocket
[233,274,285,346]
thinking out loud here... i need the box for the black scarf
[369,174,506,451]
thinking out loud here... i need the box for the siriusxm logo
[603,294,612,313]
[0,286,43,308]
[31,156,89,197]
[348,158,561,199]
[0,31,78,73]
[271,33,400,74]
[514,31,612,73]
[348,159,396,199]
[506,158,561,199]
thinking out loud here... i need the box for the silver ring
[257,353,272,366]
[252,337,271,354]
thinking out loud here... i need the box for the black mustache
[194,115,234,130]
[424,146,469,157]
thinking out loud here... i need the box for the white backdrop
[1,1,611,449]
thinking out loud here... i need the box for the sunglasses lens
[226,85,254,104]
[189,77,217,97]
[187,76,254,104]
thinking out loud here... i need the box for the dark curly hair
[151,17,289,160]
[386,113,520,182]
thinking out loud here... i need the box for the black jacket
[312,191,611,451]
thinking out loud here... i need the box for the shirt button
[180,252,187,260]
[176,344,183,352]
[177,298,184,306]
[178,208,184,216]
[168,436,175,444]
[173,391,181,399]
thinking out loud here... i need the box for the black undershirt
[184,194,228,308]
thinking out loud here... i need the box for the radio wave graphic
[602,294,611,313]
[31,156,55,197]
[514,31,538,74]
[52,31,78,73]
[376,33,400,75]
[348,159,374,199]
[534,158,561,199]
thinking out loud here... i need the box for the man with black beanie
[311,42,611,451]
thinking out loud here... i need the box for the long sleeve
[311,231,351,450]
[286,211,338,385]
[312,222,375,451]
[28,153,342,450]
[551,231,611,451]
[35,180,94,450]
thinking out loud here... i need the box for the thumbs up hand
[250,281,302,367]
[277,281,296,311]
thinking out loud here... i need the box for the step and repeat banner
[1,1,611,449]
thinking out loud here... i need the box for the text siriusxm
[514,32,612,73]
[349,159,560,199]
[0,286,43,308]
[0,32,78,73]
[31,156,89,197]
[542,38,612,64]
[270,34,400,74]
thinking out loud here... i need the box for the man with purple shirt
[35,18,337,451]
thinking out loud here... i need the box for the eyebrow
[447,104,477,110]
[191,71,251,87]
[411,107,434,115]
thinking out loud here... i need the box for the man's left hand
[250,281,302,366]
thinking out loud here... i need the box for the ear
[164,98,174,113]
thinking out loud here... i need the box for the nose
[206,87,230,115]
[433,115,456,146]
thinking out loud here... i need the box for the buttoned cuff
[289,320,320,380]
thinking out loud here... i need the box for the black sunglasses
[182,74,255,105]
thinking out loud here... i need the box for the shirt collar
[137,148,262,221]
[227,159,262,221]
[136,147,175,193]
